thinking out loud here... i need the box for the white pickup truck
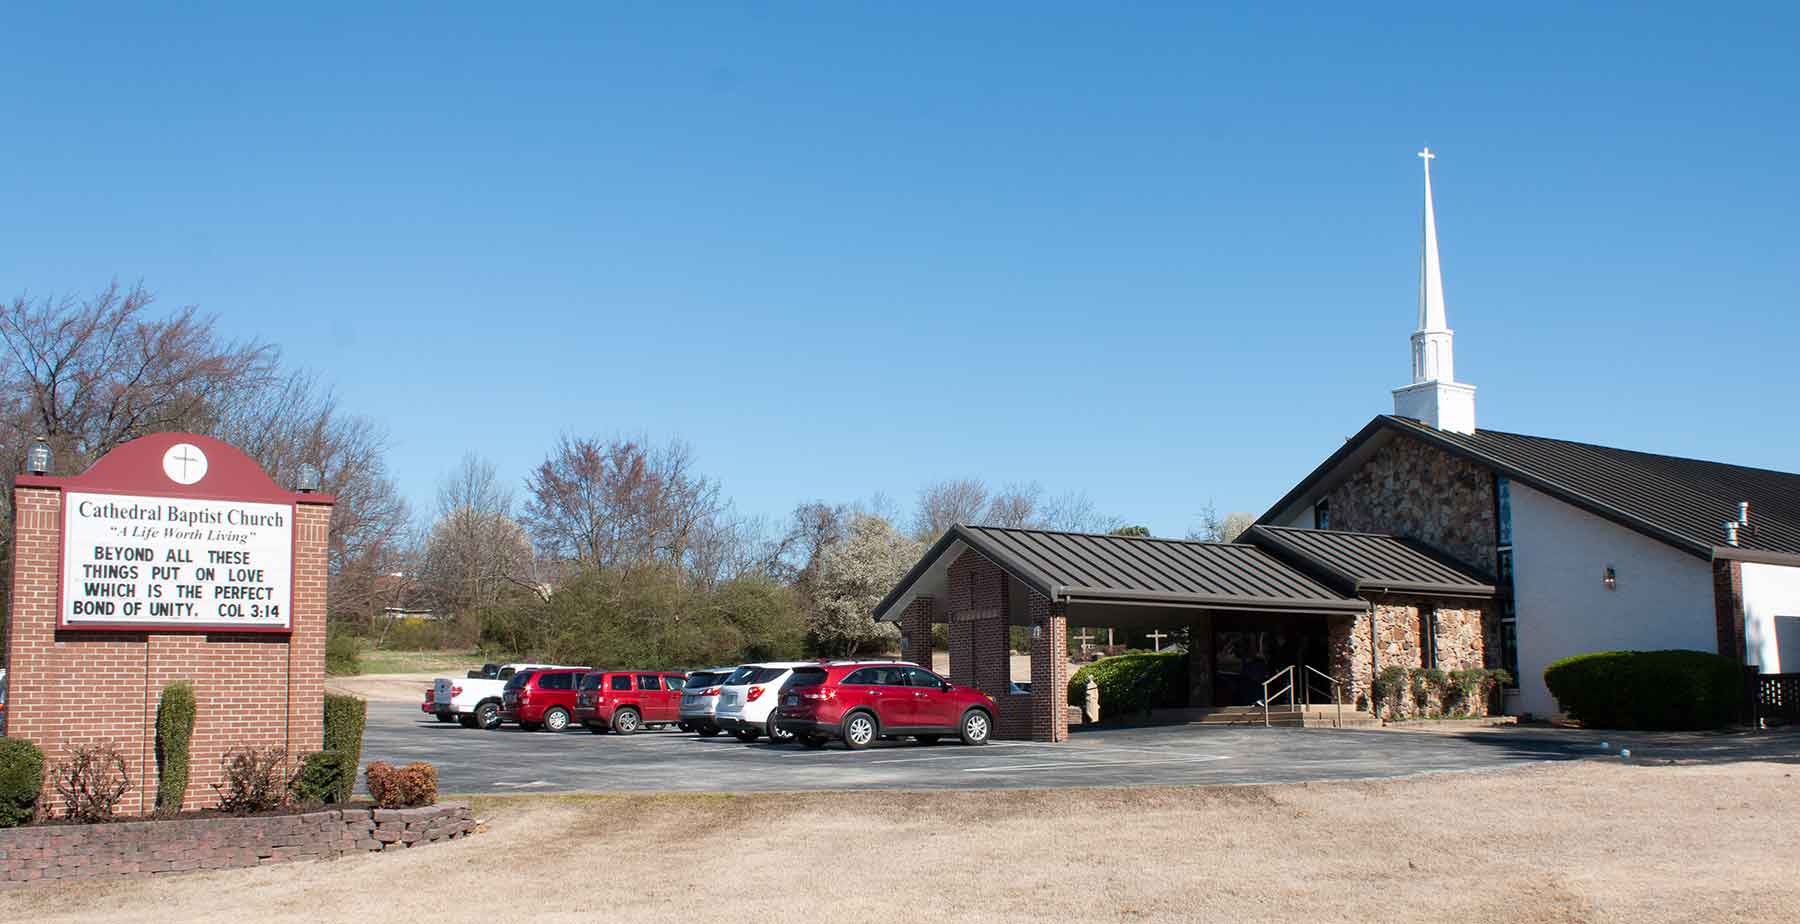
[432,663,586,729]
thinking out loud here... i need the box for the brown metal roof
[1259,415,1800,563]
[873,524,1368,621]
[1241,525,1495,598]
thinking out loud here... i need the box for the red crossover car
[773,662,996,749]
[574,671,687,734]
[499,667,593,732]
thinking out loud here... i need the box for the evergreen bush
[1543,649,1741,730]
[1066,651,1187,720]
[323,693,367,803]
[0,738,44,828]
[290,750,356,805]
[154,681,196,813]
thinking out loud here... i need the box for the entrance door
[1212,621,1330,706]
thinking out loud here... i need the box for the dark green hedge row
[1543,649,1742,730]
[155,681,196,813]
[1066,651,1188,721]
[0,739,43,828]
[323,693,368,803]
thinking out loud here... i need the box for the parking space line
[961,754,1229,773]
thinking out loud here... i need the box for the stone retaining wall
[0,802,473,883]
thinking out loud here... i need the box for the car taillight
[799,689,831,701]
[702,687,720,697]
[518,689,531,702]
[746,686,765,702]
[451,685,463,697]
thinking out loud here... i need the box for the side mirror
[941,681,953,692]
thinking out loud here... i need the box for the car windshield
[743,667,787,684]
[497,667,517,680]
[504,671,535,690]
[687,671,726,688]
[723,666,758,685]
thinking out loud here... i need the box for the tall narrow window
[1314,499,1331,530]
[1421,607,1440,668]
[1494,476,1519,688]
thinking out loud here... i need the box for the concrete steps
[1083,705,1380,730]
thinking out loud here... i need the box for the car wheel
[585,722,607,735]
[842,711,878,750]
[543,708,571,732]
[915,734,941,745]
[799,734,828,749]
[475,702,502,730]
[732,728,760,743]
[766,715,796,744]
[611,708,642,735]
[697,726,722,738]
[678,722,692,732]
[457,715,478,729]
[959,709,992,746]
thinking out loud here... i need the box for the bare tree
[911,478,989,540]
[421,454,535,620]
[523,435,723,572]
[0,284,411,630]
[1188,501,1256,542]
[1038,490,1124,534]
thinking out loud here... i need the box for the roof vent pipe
[1738,501,1751,527]
[1723,521,1740,547]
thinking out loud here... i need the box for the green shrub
[326,629,362,676]
[290,750,356,805]
[154,681,196,814]
[0,738,44,828]
[323,693,368,803]
[1371,666,1410,718]
[1543,649,1742,730]
[1066,651,1187,720]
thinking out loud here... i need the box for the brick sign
[62,485,293,632]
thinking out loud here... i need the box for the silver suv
[677,667,738,737]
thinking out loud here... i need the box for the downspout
[1366,599,1379,716]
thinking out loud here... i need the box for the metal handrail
[1302,664,1344,728]
[1261,664,1295,728]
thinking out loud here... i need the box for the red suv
[575,671,687,734]
[773,662,996,749]
[499,667,592,732]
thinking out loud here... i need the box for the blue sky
[2,4,1796,537]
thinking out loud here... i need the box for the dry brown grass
[5,761,1796,923]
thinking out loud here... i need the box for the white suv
[713,661,819,743]
[677,667,738,737]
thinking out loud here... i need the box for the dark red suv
[574,671,687,734]
[499,667,591,732]
[773,662,996,749]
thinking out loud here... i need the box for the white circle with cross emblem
[162,443,209,485]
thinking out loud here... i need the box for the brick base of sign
[0,802,474,883]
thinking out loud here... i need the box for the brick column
[1028,593,1069,743]
[1187,612,1214,707]
[898,596,934,669]
[287,502,331,758]
[1714,559,1745,663]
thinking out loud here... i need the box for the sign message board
[61,491,294,631]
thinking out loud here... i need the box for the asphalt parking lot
[356,702,1691,795]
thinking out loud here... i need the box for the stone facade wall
[1329,595,1496,716]
[0,803,474,883]
[1326,433,1497,572]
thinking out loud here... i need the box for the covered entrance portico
[874,524,1498,741]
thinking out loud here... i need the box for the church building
[1256,149,1800,717]
[874,149,1798,739]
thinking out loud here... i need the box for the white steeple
[1392,147,1477,434]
